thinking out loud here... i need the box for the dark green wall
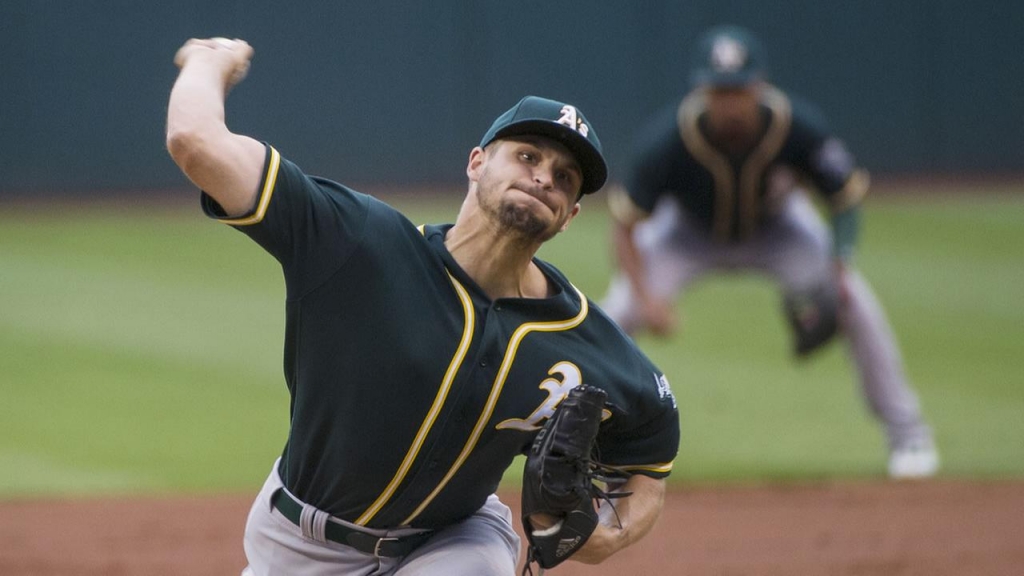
[2,1,1021,196]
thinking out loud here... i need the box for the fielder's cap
[480,95,608,195]
[691,25,766,88]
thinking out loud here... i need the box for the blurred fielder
[600,25,938,479]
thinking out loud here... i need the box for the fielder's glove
[783,280,841,357]
[520,385,626,574]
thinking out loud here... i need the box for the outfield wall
[2,1,1021,195]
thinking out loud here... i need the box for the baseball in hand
[208,37,251,86]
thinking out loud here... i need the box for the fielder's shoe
[888,440,940,479]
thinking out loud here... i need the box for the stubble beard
[498,202,557,242]
[480,180,559,243]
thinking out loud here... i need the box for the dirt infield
[2,480,1022,576]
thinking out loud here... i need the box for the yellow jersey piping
[831,168,870,212]
[401,284,590,525]
[355,226,473,525]
[607,185,650,225]
[607,461,675,474]
[679,87,793,241]
[355,269,476,526]
[738,86,792,239]
[678,91,735,241]
[219,147,281,226]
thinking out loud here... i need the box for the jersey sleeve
[783,98,870,260]
[593,340,680,479]
[616,107,682,221]
[200,144,372,296]
[785,99,870,213]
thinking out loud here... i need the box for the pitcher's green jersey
[203,145,680,530]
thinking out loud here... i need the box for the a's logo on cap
[556,105,589,137]
[710,36,747,73]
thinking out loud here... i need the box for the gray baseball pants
[241,459,521,575]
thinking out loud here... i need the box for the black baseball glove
[783,280,841,357]
[520,384,624,574]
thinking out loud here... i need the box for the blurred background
[2,0,1022,197]
[1,1,1022,497]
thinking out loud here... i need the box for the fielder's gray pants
[600,193,932,449]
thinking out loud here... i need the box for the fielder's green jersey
[614,85,869,250]
[202,145,680,530]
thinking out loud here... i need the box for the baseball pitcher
[167,37,680,575]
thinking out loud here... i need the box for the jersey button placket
[480,304,503,369]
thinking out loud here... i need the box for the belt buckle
[373,536,401,558]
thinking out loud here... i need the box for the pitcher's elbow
[165,127,205,172]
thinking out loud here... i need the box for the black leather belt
[270,488,433,558]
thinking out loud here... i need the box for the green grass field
[2,188,1022,497]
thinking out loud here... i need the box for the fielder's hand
[174,37,253,90]
[640,296,677,338]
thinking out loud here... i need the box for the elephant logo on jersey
[556,105,589,138]
[654,372,677,409]
[496,361,610,431]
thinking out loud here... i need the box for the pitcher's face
[468,136,582,242]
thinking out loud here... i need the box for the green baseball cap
[479,95,608,195]
[691,25,767,88]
